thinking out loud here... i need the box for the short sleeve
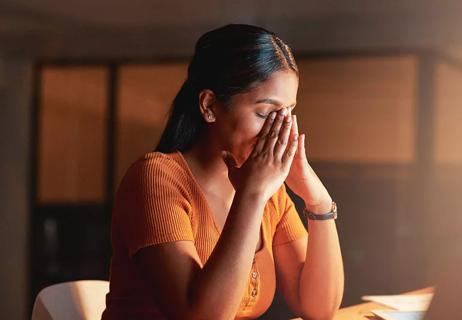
[114,156,194,258]
[272,184,308,247]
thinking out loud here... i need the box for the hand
[285,109,332,214]
[222,108,298,202]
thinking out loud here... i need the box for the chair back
[32,280,109,320]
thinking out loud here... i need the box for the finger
[282,133,299,167]
[263,108,287,153]
[273,112,293,160]
[287,106,294,140]
[252,112,276,155]
[291,115,303,157]
[298,133,308,160]
[291,114,298,141]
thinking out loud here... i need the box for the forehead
[245,70,298,103]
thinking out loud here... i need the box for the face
[213,69,299,165]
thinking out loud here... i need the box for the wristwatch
[304,201,337,220]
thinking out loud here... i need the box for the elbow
[296,301,341,320]
[297,310,337,320]
[296,285,344,320]
[298,309,337,320]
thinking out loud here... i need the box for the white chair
[31,280,109,320]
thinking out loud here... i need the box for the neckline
[174,150,266,256]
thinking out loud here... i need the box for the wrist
[304,197,333,215]
[235,188,267,208]
[304,200,337,221]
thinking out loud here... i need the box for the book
[371,310,426,320]
[362,293,433,311]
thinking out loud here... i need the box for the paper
[362,293,433,311]
[371,310,426,320]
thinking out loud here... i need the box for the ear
[198,89,217,123]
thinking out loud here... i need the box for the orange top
[102,151,307,319]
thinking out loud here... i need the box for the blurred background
[1,0,462,319]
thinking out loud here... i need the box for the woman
[102,24,343,320]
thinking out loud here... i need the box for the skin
[134,69,344,319]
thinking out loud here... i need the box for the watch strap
[304,201,337,220]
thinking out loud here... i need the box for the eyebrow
[255,98,296,108]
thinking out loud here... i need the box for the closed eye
[256,112,268,119]
[255,104,296,120]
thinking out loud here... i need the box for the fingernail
[270,112,276,119]
[281,108,287,115]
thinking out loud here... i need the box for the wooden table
[291,287,434,320]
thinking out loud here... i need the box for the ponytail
[155,79,204,153]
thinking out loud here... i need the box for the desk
[334,287,433,320]
[291,287,433,320]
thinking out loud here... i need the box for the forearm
[189,189,266,319]
[298,218,344,319]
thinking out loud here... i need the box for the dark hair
[155,24,298,153]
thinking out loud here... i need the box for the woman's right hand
[222,108,298,202]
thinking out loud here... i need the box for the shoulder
[119,151,191,194]
[128,151,187,177]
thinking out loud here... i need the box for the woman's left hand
[285,109,333,214]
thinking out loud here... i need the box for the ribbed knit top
[102,151,307,319]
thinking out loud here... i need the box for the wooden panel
[38,67,108,203]
[116,63,187,188]
[296,55,418,164]
[434,60,462,164]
